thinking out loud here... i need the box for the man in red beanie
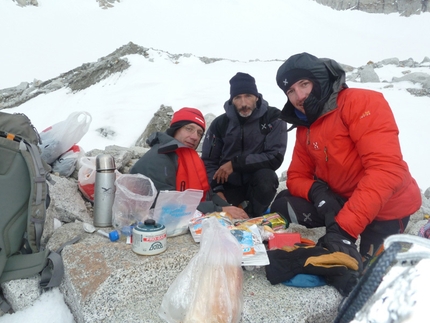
[202,73,288,218]
[131,107,249,219]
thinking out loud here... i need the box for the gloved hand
[308,180,345,227]
[317,223,363,272]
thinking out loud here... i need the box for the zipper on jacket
[240,125,245,153]
[306,129,310,145]
[324,147,328,162]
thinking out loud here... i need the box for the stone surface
[46,221,341,323]
[314,0,426,16]
[359,64,380,83]
[134,105,174,148]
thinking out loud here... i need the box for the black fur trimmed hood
[276,52,348,128]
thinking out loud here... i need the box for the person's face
[174,123,204,149]
[286,79,313,114]
[232,94,258,117]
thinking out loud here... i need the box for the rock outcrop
[1,42,429,112]
[12,0,430,16]
[0,42,240,110]
[315,0,428,16]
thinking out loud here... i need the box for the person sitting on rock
[201,73,288,218]
[130,107,249,219]
[270,52,422,271]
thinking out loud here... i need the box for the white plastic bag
[112,174,157,230]
[159,217,244,323]
[153,189,203,237]
[39,111,92,164]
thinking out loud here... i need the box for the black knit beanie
[229,72,259,100]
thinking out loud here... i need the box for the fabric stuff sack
[0,112,65,312]
[51,144,86,177]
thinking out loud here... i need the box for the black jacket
[201,95,288,189]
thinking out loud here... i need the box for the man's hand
[317,223,363,272]
[308,180,345,227]
[213,161,233,184]
[222,206,249,220]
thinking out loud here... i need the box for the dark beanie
[166,107,206,137]
[229,72,259,99]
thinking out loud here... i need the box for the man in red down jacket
[270,52,422,270]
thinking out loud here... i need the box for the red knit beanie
[170,107,206,130]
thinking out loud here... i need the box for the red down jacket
[287,88,421,238]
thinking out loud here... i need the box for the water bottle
[93,154,116,227]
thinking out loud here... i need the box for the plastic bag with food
[159,216,243,323]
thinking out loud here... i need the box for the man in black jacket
[202,72,288,217]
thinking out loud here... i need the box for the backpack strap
[259,106,281,135]
[18,139,49,253]
[40,235,81,289]
[0,249,50,284]
[0,291,13,314]
[214,114,229,140]
[1,235,81,288]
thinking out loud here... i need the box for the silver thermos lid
[96,154,116,172]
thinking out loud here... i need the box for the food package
[159,217,243,323]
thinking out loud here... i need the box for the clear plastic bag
[111,174,157,230]
[39,111,92,164]
[159,216,244,323]
[153,189,203,237]
[78,156,97,201]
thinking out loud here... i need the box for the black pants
[223,168,279,218]
[271,189,410,256]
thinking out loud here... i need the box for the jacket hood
[146,131,188,154]
[276,52,348,127]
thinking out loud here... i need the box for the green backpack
[0,112,65,310]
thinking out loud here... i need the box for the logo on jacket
[360,111,371,119]
[313,142,319,150]
[303,213,311,222]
